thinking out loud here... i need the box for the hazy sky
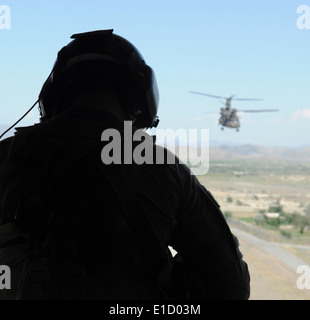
[0,0,309,147]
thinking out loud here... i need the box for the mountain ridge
[209,144,310,161]
[1,124,309,162]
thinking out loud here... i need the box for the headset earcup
[39,75,61,121]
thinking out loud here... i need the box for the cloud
[291,109,310,121]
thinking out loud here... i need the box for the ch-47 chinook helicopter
[189,91,279,131]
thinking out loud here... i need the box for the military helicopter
[189,91,279,131]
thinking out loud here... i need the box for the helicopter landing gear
[221,127,224,130]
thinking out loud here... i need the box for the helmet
[38,29,160,128]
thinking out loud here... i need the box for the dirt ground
[197,163,310,300]
[228,228,310,300]
[236,231,310,300]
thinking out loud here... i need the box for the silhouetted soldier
[0,30,250,300]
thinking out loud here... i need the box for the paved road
[231,227,310,271]
[231,227,310,300]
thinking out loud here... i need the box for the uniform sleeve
[170,163,250,300]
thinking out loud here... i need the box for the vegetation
[224,211,232,219]
[304,204,310,216]
[196,158,310,243]
[268,200,284,214]
[226,196,233,203]
[207,159,310,177]
[280,230,292,239]
[254,201,310,234]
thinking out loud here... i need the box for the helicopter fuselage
[188,91,277,132]
[219,107,240,130]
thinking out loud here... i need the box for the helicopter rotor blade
[233,98,263,101]
[189,91,263,102]
[189,91,227,100]
[237,109,279,113]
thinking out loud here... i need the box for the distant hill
[1,123,309,162]
[209,144,310,162]
[167,143,310,163]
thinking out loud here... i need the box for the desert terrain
[195,144,310,300]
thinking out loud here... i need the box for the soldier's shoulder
[0,136,14,163]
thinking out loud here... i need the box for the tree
[304,204,310,225]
